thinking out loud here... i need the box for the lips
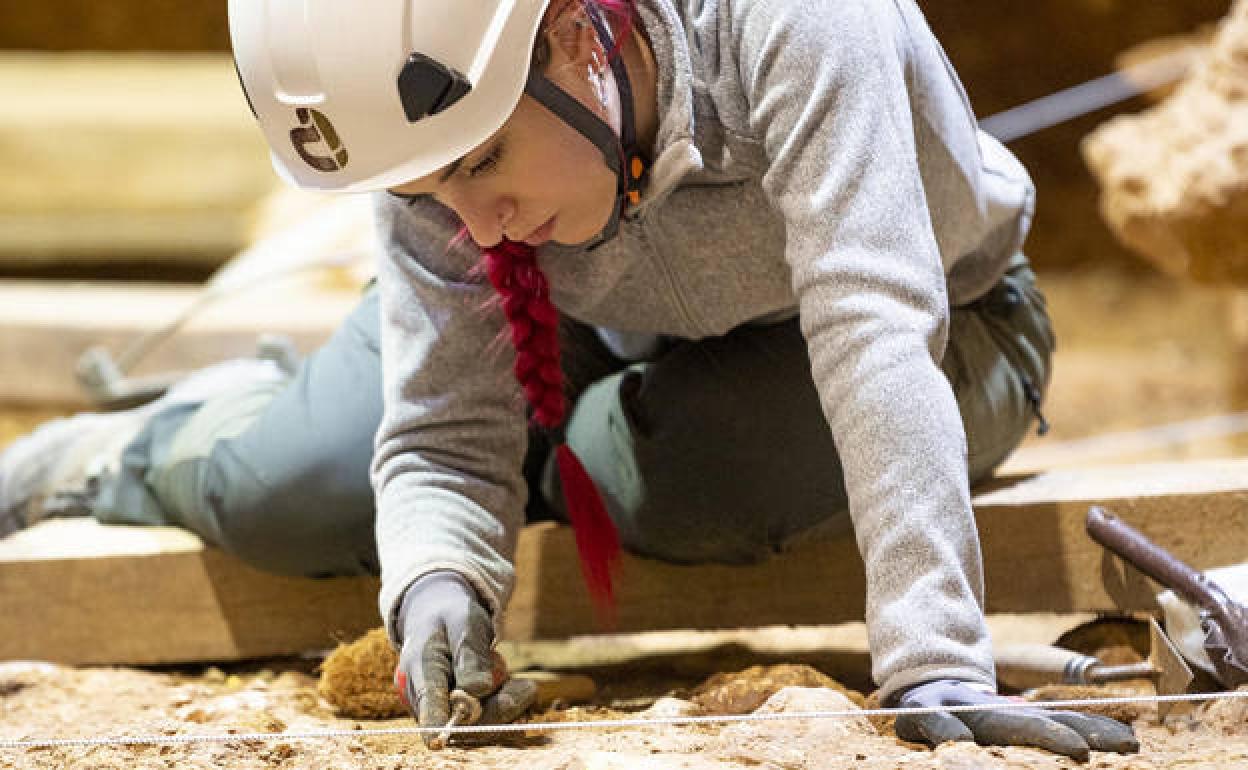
[522,216,555,246]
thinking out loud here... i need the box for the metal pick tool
[428,689,483,751]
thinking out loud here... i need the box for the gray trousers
[96,255,1052,578]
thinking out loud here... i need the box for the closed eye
[386,190,426,204]
[467,140,505,177]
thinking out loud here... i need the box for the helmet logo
[290,108,349,172]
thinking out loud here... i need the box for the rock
[750,686,871,721]
[925,0,1227,273]
[1195,685,1248,734]
[934,743,1005,769]
[691,664,866,715]
[711,687,876,766]
[200,667,227,684]
[639,697,699,719]
[1083,0,1248,284]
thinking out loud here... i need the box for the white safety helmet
[229,0,552,193]
[230,0,647,244]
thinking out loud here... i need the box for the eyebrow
[438,156,466,185]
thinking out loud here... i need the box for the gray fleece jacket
[370,0,1034,702]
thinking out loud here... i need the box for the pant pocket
[946,261,1056,480]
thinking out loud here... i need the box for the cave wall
[924,1,1231,271]
[1083,0,1248,284]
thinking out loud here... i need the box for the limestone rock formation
[1083,0,1248,283]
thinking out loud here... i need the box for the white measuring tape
[2,690,1245,750]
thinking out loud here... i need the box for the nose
[451,190,516,248]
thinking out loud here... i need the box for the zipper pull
[1022,376,1050,436]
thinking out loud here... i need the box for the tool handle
[1086,662,1157,683]
[1086,506,1234,614]
[995,644,1097,690]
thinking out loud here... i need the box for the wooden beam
[0,277,360,407]
[2,459,1246,665]
[0,520,380,665]
[501,458,1248,639]
[0,52,275,266]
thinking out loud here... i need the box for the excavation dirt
[3,656,1248,769]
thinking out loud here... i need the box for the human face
[388,22,619,248]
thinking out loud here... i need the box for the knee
[620,501,774,566]
[203,440,378,577]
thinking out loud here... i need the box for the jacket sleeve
[731,0,995,700]
[369,192,529,641]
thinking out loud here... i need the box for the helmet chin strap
[523,7,646,249]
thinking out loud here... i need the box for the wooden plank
[501,458,1248,639]
[0,52,275,265]
[1002,412,1248,474]
[0,520,380,665]
[2,458,1246,664]
[0,276,361,407]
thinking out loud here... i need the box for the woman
[3,0,1135,757]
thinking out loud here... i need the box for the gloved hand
[893,679,1139,761]
[393,571,537,744]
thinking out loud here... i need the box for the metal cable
[979,46,1196,142]
[2,690,1245,751]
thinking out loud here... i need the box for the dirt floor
[2,653,1248,769]
[2,268,1248,769]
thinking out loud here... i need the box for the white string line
[2,690,1245,750]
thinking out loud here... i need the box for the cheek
[540,139,609,190]
[549,147,617,218]
[519,106,620,237]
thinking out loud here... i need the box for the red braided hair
[467,0,636,619]
[482,239,621,620]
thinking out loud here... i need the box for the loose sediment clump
[1083,0,1248,284]
[1194,684,1248,734]
[1025,684,1150,724]
[318,627,603,723]
[317,627,405,719]
[1056,617,1150,662]
[690,663,866,715]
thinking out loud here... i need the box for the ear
[540,1,601,74]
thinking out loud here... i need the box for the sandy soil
[2,658,1247,770]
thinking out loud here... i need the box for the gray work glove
[393,571,537,744]
[893,679,1139,761]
